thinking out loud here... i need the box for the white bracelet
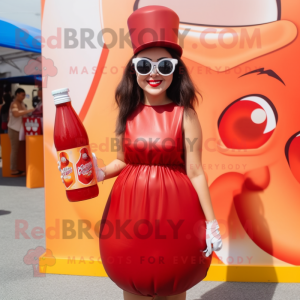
[205,219,217,225]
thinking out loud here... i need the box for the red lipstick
[147,80,163,87]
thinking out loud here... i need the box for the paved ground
[0,166,300,300]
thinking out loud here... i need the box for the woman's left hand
[202,219,223,257]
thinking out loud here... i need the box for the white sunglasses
[132,57,178,76]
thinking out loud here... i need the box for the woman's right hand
[27,108,35,116]
[92,153,106,182]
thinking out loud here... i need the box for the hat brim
[134,41,183,57]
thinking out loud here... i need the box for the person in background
[0,97,3,112]
[0,88,3,134]
[1,86,13,133]
[7,88,34,176]
[32,89,43,118]
[32,87,42,108]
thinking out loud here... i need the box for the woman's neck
[143,91,172,106]
[14,99,24,107]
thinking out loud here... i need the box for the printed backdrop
[41,0,300,272]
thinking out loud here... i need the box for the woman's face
[16,92,25,102]
[135,47,173,96]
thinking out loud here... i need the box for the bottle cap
[52,88,71,105]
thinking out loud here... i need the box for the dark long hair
[1,85,13,116]
[114,47,203,136]
[15,88,25,96]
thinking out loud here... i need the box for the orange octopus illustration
[105,0,300,266]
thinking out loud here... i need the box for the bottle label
[57,145,97,190]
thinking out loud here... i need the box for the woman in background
[7,88,34,175]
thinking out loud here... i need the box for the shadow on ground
[0,168,26,187]
[194,281,277,300]
[0,210,11,216]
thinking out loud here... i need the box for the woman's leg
[154,292,186,300]
[123,290,186,300]
[123,290,155,300]
[8,127,20,173]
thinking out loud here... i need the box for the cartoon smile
[147,80,163,87]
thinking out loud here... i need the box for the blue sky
[0,0,41,29]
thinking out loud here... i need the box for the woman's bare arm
[183,107,216,222]
[11,102,34,117]
[100,133,127,180]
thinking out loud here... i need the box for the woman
[90,7,223,300]
[7,88,34,175]
[89,6,223,300]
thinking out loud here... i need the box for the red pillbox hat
[127,5,183,57]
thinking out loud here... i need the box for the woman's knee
[123,290,154,300]
[157,292,186,300]
[123,290,186,300]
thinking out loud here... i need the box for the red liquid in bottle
[53,89,99,202]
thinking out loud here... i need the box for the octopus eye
[285,132,300,184]
[218,95,278,149]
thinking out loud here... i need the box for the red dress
[99,102,211,297]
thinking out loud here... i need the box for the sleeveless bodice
[124,102,185,167]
